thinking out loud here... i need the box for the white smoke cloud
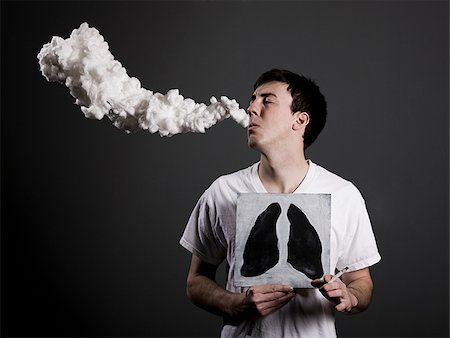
[37,23,249,136]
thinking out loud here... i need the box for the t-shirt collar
[251,160,315,193]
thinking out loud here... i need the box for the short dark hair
[253,69,327,149]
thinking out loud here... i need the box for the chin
[248,140,262,152]
[247,137,257,149]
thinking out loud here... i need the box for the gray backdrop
[1,1,448,337]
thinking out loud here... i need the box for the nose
[247,100,259,116]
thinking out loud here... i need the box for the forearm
[187,275,249,317]
[187,273,248,317]
[186,255,251,318]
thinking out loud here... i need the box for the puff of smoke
[37,23,249,136]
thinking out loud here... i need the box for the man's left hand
[311,274,358,312]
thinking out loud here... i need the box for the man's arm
[186,255,295,319]
[311,267,374,314]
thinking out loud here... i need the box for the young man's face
[247,81,297,151]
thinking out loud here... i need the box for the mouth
[248,124,258,134]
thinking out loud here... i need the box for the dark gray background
[1,1,448,337]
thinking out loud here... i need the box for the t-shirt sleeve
[336,187,381,272]
[179,190,227,266]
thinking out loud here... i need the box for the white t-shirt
[180,160,381,338]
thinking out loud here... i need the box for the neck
[258,150,309,193]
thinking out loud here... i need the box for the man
[179,69,381,337]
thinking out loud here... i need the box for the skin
[186,81,374,320]
[311,268,373,313]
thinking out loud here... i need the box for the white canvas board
[234,193,331,288]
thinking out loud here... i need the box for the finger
[253,284,294,294]
[259,302,286,317]
[335,302,346,312]
[265,284,294,293]
[256,292,295,315]
[259,291,295,306]
[320,281,341,292]
[335,300,351,313]
[317,275,336,291]
[323,274,333,283]
[253,290,294,305]
[326,289,343,299]
[311,279,325,288]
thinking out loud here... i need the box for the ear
[292,111,310,132]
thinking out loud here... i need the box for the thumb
[323,274,333,283]
[311,278,325,288]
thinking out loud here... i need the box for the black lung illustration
[287,204,324,279]
[241,202,281,277]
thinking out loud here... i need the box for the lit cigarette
[328,266,349,283]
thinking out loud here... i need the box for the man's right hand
[187,256,295,320]
[238,284,295,319]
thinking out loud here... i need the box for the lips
[248,120,259,129]
[248,124,258,134]
[247,119,260,136]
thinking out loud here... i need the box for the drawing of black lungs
[240,202,281,277]
[287,204,324,279]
